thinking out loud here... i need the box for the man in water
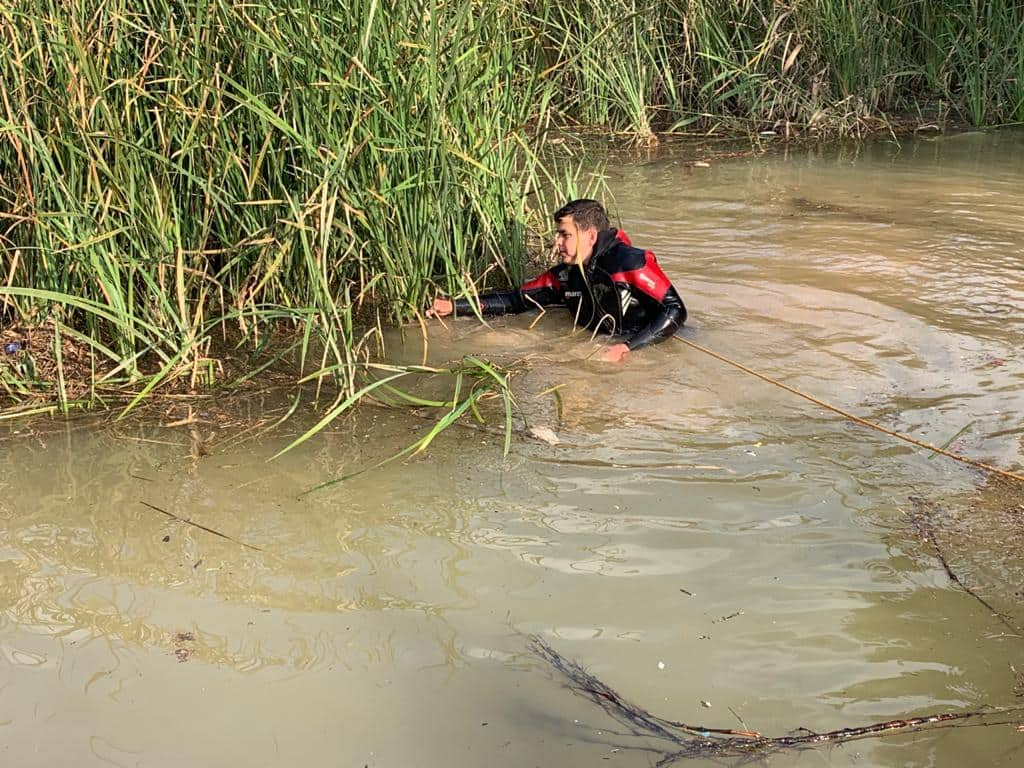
[429,199,686,362]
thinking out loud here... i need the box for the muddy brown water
[2,131,1023,767]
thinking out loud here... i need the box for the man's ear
[584,228,599,248]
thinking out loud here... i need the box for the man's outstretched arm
[429,269,564,317]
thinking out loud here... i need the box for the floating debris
[712,610,744,624]
[529,634,1024,763]
[173,632,195,663]
[528,425,560,446]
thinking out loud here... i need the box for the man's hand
[427,298,454,318]
[601,343,630,363]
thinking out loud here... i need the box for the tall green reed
[910,0,1024,126]
[1,0,555,411]
[539,0,1022,136]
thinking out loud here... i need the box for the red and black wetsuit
[453,229,686,351]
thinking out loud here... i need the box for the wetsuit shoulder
[603,244,673,303]
[599,243,647,272]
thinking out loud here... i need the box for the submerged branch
[907,495,1023,637]
[529,635,1023,763]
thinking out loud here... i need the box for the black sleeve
[624,286,687,351]
[453,290,529,316]
[451,269,564,317]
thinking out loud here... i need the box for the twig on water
[139,501,263,552]
[712,610,743,624]
[529,635,1023,764]
[927,420,975,460]
[906,495,1022,636]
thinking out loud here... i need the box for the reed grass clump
[2,0,1022,428]
[1,0,559,416]
[542,0,1023,138]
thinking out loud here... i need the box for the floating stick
[140,501,263,552]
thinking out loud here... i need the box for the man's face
[555,215,598,265]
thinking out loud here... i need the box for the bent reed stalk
[1,1,1022,437]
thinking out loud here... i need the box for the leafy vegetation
[546,0,1024,141]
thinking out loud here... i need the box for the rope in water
[672,335,1024,485]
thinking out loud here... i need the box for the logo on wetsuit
[637,273,657,290]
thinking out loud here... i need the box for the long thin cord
[673,335,1024,484]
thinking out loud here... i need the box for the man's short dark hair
[554,199,609,231]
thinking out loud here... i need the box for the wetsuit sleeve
[607,251,687,351]
[452,269,564,316]
[625,284,687,351]
[453,290,525,316]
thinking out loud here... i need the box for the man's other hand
[601,343,630,363]
[427,298,454,318]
